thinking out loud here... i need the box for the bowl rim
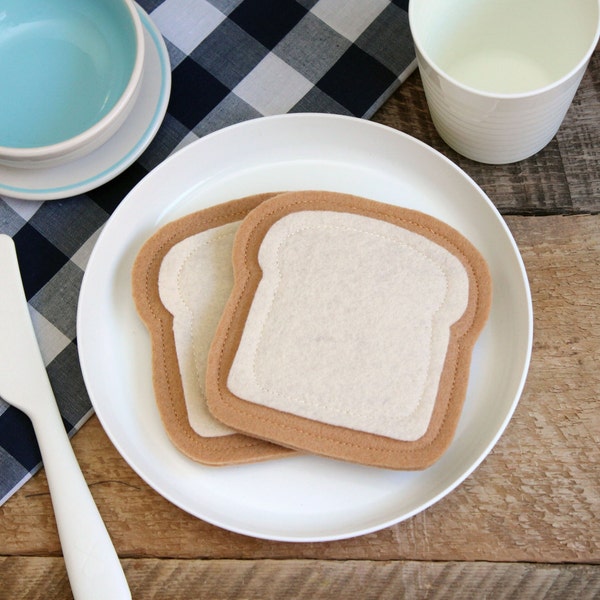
[0,0,145,162]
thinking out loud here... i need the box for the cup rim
[409,0,600,100]
[0,0,145,162]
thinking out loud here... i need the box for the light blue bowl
[0,0,144,166]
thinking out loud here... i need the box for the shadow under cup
[409,0,600,164]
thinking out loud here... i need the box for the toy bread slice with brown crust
[131,193,295,465]
[205,191,492,470]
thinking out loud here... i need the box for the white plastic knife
[0,234,131,600]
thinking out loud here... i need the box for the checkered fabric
[0,0,415,505]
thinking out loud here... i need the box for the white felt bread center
[159,221,240,438]
[227,210,469,442]
[205,191,492,470]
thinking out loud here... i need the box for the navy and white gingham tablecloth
[0,0,415,505]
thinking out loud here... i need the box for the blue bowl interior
[0,0,137,149]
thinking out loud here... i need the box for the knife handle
[30,391,132,600]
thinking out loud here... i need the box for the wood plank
[1,557,599,600]
[372,46,600,216]
[1,215,599,562]
[556,53,600,207]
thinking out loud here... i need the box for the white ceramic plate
[78,114,532,542]
[0,6,171,201]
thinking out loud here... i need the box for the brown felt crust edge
[131,193,296,465]
[205,191,493,470]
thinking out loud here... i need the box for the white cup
[409,0,600,164]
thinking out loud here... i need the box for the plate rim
[78,113,533,542]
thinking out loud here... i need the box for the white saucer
[0,7,171,201]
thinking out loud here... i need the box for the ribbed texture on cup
[417,54,586,164]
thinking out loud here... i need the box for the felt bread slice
[131,193,295,465]
[205,191,492,470]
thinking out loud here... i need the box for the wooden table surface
[2,48,599,600]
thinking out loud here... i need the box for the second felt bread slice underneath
[131,193,295,466]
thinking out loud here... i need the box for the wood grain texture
[372,45,600,216]
[1,215,598,564]
[1,557,599,600]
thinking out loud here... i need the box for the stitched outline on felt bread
[245,221,457,435]
[134,205,285,454]
[213,193,491,458]
[161,225,240,437]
